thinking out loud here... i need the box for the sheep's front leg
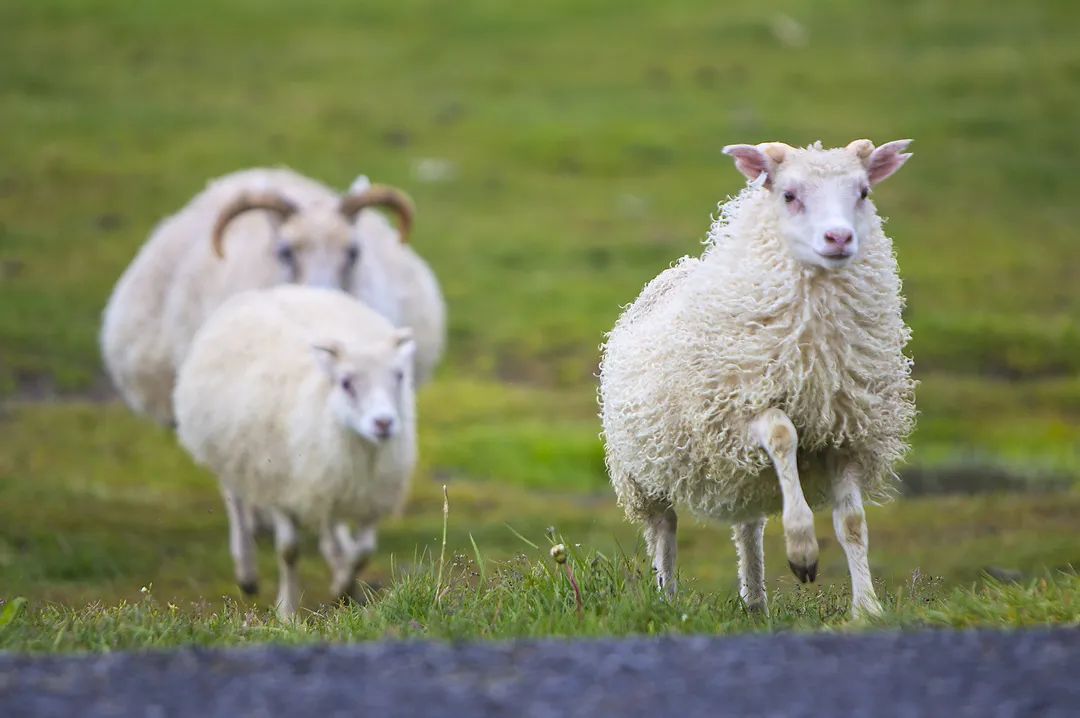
[752,409,818,582]
[271,509,301,619]
[221,487,258,595]
[644,505,678,597]
[321,523,376,601]
[318,523,346,586]
[832,460,882,617]
[341,525,377,591]
[732,518,768,613]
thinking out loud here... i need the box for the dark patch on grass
[900,463,1073,497]
[9,372,117,403]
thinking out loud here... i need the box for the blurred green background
[1,0,1077,609]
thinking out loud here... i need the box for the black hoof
[238,580,259,596]
[807,561,818,583]
[745,601,767,615]
[336,585,373,607]
[788,560,813,584]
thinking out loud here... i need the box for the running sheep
[174,285,418,618]
[598,139,917,617]
[101,168,445,427]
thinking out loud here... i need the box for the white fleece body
[101,168,445,426]
[174,286,416,527]
[352,212,446,386]
[600,184,916,524]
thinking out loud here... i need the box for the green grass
[2,400,1078,622]
[1,0,1079,650]
[2,545,1076,653]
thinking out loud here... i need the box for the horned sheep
[174,285,418,618]
[101,167,445,427]
[598,139,917,617]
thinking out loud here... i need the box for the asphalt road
[2,629,1077,717]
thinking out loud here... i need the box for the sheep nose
[824,229,853,247]
[372,416,395,439]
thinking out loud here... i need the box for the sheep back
[352,211,447,385]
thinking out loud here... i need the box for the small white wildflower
[550,544,567,565]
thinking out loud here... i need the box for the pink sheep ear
[866,139,913,186]
[723,142,789,186]
[311,340,342,377]
[723,144,772,183]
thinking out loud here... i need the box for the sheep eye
[341,377,355,396]
[276,245,296,263]
[783,191,797,204]
[859,187,869,200]
[345,245,360,265]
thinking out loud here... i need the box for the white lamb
[599,139,917,617]
[101,167,445,427]
[174,285,418,618]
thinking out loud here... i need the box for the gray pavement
[1,629,1077,717]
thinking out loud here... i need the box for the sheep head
[311,328,416,444]
[212,184,415,289]
[722,139,913,270]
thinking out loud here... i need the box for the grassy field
[3,548,1076,652]
[1,0,1079,649]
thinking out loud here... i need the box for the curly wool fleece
[599,166,916,525]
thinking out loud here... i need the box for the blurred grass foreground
[0,0,1078,635]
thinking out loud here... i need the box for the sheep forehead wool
[778,141,867,178]
[600,143,916,523]
[325,339,410,390]
[279,204,354,250]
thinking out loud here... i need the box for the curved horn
[338,185,415,243]
[212,191,299,259]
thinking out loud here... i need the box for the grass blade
[504,523,540,550]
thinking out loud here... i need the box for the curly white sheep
[101,167,445,426]
[599,139,917,617]
[174,285,418,618]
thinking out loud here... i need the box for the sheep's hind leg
[271,509,301,620]
[221,487,258,595]
[832,460,882,618]
[732,518,768,613]
[644,505,678,597]
[752,408,818,583]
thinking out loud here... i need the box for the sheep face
[723,139,912,270]
[312,330,416,445]
[275,210,360,290]
[212,183,413,292]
